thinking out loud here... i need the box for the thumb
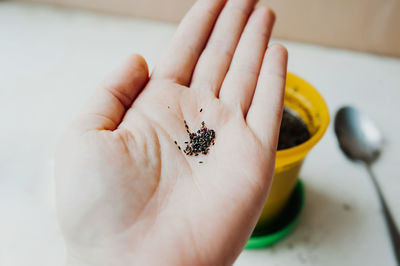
[75,54,149,131]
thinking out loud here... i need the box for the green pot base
[245,180,305,249]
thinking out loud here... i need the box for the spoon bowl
[334,106,383,164]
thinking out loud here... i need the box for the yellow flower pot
[257,72,330,227]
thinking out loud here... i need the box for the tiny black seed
[199,161,203,164]
[178,146,181,150]
[174,141,177,145]
[200,108,203,112]
[181,120,215,158]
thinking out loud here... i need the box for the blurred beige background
[17,0,400,57]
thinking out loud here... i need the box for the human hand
[55,0,287,265]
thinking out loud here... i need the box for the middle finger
[190,0,257,96]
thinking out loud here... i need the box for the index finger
[152,0,227,85]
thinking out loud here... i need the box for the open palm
[56,0,287,265]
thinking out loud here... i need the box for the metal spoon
[334,106,400,265]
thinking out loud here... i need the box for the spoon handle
[367,165,400,265]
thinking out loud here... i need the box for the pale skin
[55,0,288,265]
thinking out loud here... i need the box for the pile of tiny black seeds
[179,120,215,156]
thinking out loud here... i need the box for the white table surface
[1,2,400,266]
